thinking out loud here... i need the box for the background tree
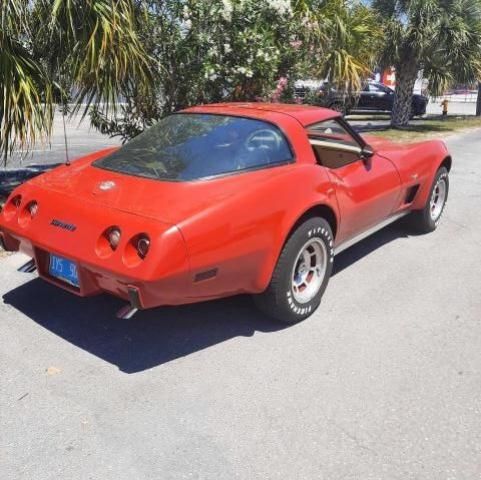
[91,0,309,140]
[373,0,481,127]
[313,0,381,93]
[0,0,152,165]
[0,1,52,165]
[92,0,381,141]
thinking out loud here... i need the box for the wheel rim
[430,177,447,221]
[291,238,327,304]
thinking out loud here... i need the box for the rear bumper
[0,232,6,251]
[0,228,191,309]
[1,229,16,251]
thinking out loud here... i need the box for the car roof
[182,102,340,127]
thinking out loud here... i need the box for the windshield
[94,113,293,181]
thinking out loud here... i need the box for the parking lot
[1,127,481,479]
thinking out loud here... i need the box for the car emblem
[99,180,116,191]
[50,219,77,232]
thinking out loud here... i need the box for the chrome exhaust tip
[116,304,139,320]
[116,286,142,319]
[18,259,37,273]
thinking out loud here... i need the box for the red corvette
[0,103,451,323]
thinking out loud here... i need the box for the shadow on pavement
[3,220,413,373]
[3,282,282,373]
[333,220,412,275]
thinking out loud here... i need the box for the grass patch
[367,115,481,142]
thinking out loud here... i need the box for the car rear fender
[255,178,339,292]
[177,164,338,297]
[252,200,339,293]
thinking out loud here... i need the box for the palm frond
[50,0,153,118]
[0,0,53,165]
[317,0,382,91]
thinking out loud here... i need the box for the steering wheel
[245,129,282,153]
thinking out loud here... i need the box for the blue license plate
[49,254,79,288]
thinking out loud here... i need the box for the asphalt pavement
[6,113,121,169]
[1,129,481,479]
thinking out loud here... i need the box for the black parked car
[295,81,428,117]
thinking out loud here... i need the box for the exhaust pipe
[116,286,141,319]
[116,304,139,320]
[18,259,37,273]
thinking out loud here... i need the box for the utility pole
[477,81,481,117]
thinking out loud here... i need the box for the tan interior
[309,139,361,169]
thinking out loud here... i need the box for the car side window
[307,120,360,148]
[307,120,362,169]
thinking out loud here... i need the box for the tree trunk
[391,59,418,128]
[476,82,481,117]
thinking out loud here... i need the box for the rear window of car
[94,113,293,181]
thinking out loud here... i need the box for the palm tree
[0,1,53,165]
[0,0,152,165]
[317,0,382,94]
[373,0,481,127]
[291,0,382,111]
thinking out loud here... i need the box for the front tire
[410,166,449,233]
[254,217,334,324]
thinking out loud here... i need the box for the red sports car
[0,103,451,323]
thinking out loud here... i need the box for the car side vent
[405,185,420,204]
[194,268,218,283]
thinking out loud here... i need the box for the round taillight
[2,195,22,220]
[12,195,22,208]
[28,201,38,217]
[107,227,121,250]
[18,200,39,227]
[137,235,150,259]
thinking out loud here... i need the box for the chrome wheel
[430,177,447,221]
[291,238,327,304]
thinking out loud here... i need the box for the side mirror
[360,145,374,161]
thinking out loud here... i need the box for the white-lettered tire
[410,166,449,233]
[254,217,334,324]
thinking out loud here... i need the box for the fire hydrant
[440,98,448,118]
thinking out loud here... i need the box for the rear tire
[410,167,449,233]
[254,218,334,324]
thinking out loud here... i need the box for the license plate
[49,254,79,288]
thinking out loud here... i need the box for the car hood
[28,148,290,225]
